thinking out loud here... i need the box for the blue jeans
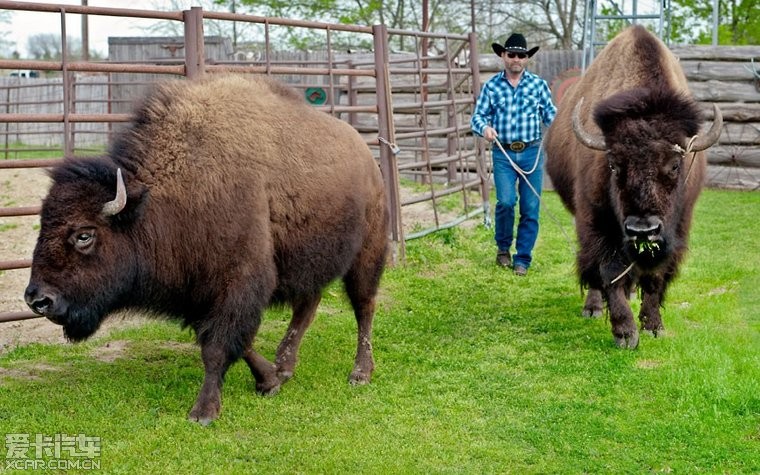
[492,144,544,269]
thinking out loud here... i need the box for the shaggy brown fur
[544,26,720,348]
[25,75,389,424]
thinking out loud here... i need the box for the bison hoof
[582,307,603,318]
[256,380,281,397]
[277,369,294,383]
[188,407,220,426]
[642,326,664,338]
[614,331,639,349]
[349,368,371,386]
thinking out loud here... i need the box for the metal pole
[60,7,73,158]
[469,31,490,227]
[470,0,476,33]
[712,0,719,45]
[183,7,205,79]
[373,24,403,263]
[81,0,89,61]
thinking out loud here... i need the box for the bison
[24,75,389,424]
[544,25,722,348]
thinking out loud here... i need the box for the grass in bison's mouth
[634,239,660,256]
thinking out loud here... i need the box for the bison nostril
[25,285,54,316]
[28,296,53,315]
[624,217,662,239]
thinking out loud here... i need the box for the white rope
[493,138,541,175]
[683,134,700,182]
[610,262,635,285]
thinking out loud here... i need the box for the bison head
[572,89,722,269]
[25,160,147,341]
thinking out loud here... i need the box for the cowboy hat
[491,33,540,57]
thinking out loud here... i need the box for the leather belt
[506,140,539,152]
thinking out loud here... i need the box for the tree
[470,0,583,49]
[670,0,760,44]
[26,34,82,61]
[143,0,758,56]
[143,0,260,48]
[0,10,14,58]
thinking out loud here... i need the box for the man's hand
[483,126,497,142]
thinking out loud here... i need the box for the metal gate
[0,1,484,324]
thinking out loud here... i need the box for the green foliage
[0,190,758,472]
[0,143,104,160]
[671,0,760,44]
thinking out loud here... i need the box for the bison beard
[24,75,389,424]
[544,25,721,348]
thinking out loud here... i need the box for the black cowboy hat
[491,33,540,58]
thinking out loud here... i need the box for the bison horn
[101,168,127,216]
[689,104,723,152]
[572,98,606,151]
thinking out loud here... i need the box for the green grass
[1,189,758,473]
[0,143,105,160]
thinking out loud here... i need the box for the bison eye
[69,228,97,253]
[663,156,682,176]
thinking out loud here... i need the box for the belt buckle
[509,141,526,152]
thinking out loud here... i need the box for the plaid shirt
[471,70,557,144]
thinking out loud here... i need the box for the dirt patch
[91,339,131,363]
[0,362,60,383]
[398,183,482,236]
[0,167,49,314]
[0,167,62,353]
[88,339,197,364]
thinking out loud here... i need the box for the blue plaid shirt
[471,70,557,144]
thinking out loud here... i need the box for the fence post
[68,74,77,154]
[469,32,491,226]
[183,7,205,79]
[346,59,357,127]
[372,24,404,264]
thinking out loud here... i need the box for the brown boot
[513,265,528,276]
[496,251,512,268]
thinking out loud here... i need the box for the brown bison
[24,75,389,424]
[544,25,722,348]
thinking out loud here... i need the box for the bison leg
[607,285,639,349]
[638,274,665,336]
[582,288,604,318]
[242,347,281,396]
[274,294,321,383]
[344,260,382,386]
[348,294,376,385]
[188,343,236,426]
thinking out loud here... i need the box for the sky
[2,1,203,58]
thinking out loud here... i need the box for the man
[471,33,557,276]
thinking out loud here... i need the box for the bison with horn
[24,75,389,424]
[544,25,722,348]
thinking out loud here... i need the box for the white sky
[2,1,206,57]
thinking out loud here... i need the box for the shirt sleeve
[470,84,493,137]
[539,80,558,126]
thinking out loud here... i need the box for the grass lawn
[0,188,758,473]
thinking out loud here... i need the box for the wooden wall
[672,45,760,189]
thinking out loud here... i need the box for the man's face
[502,51,528,74]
